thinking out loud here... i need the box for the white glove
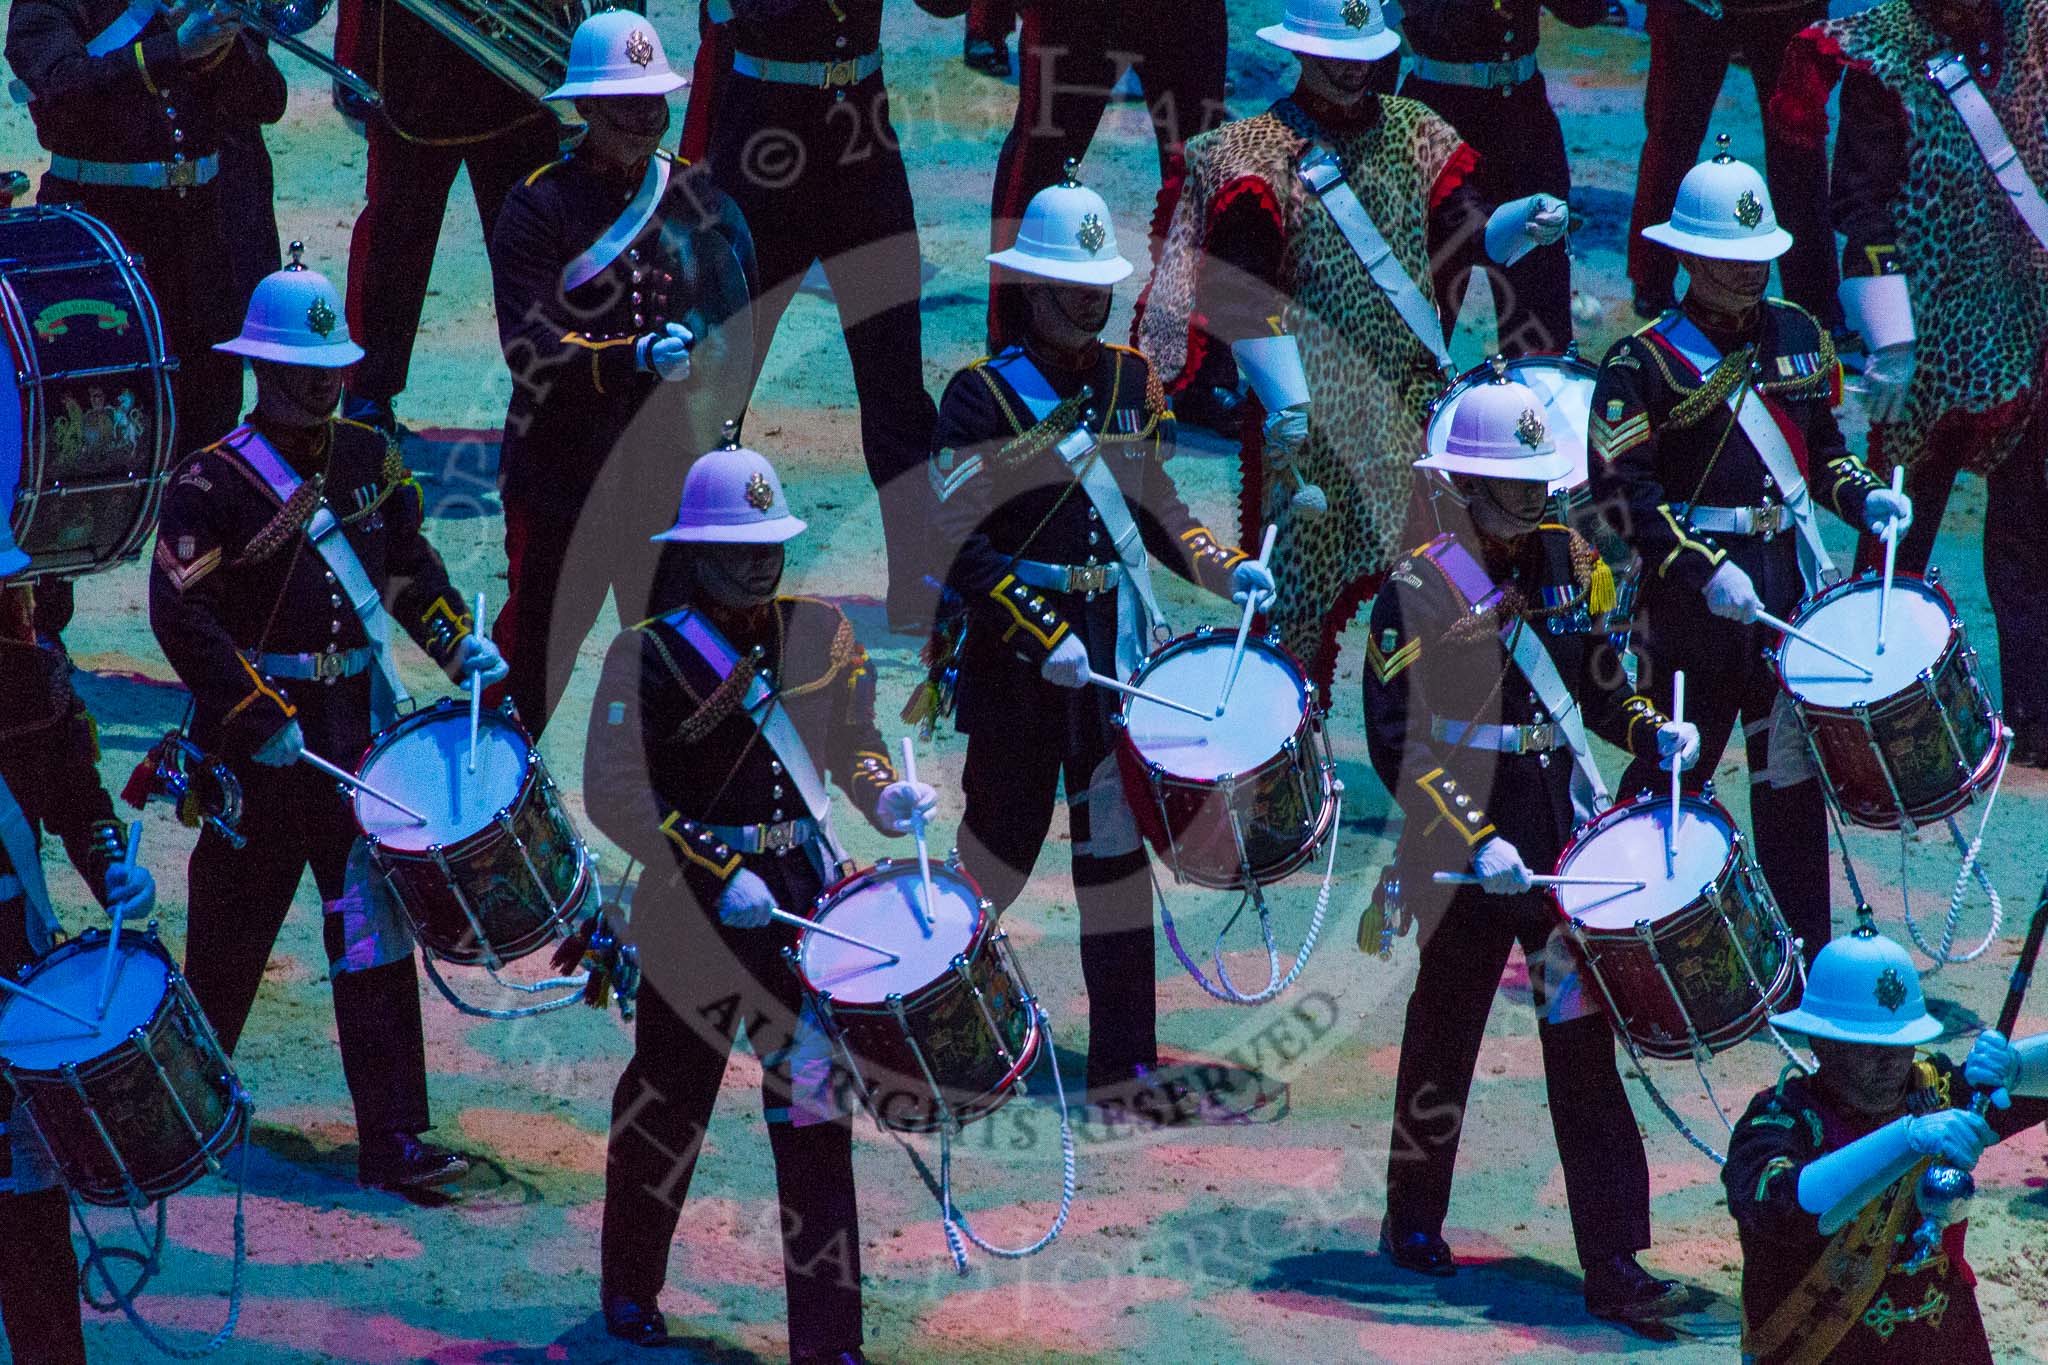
[1859,343,1915,425]
[875,779,938,836]
[1261,403,1310,462]
[1864,487,1913,541]
[1229,558,1276,609]
[637,322,694,383]
[714,868,777,929]
[1040,635,1090,689]
[1965,1029,2018,1110]
[1905,1108,1998,1171]
[1704,561,1765,624]
[1472,837,1534,895]
[1484,193,1569,267]
[251,718,305,768]
[1657,720,1701,773]
[450,634,509,687]
[102,861,156,922]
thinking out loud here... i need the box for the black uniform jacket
[6,0,285,162]
[1588,299,1879,603]
[148,416,470,759]
[583,595,897,915]
[1364,525,1667,879]
[333,0,553,144]
[928,343,1245,740]
[1400,0,1605,63]
[491,152,757,510]
[0,636,121,970]
[1724,1055,2048,1364]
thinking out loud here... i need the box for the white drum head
[0,940,168,1071]
[1125,640,1306,782]
[1780,578,1950,708]
[801,865,981,1005]
[1556,800,1733,929]
[1428,358,1597,494]
[357,709,531,852]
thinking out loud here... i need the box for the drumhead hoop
[1555,793,1736,929]
[1123,634,1309,782]
[356,703,533,851]
[799,861,984,1005]
[0,934,172,1072]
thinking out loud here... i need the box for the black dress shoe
[1379,1226,1458,1277]
[602,1294,671,1347]
[1631,287,1674,321]
[1582,1252,1684,1321]
[963,37,1009,76]
[1171,382,1246,438]
[357,1134,470,1192]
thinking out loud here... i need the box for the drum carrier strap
[562,154,671,293]
[1295,143,1456,377]
[1418,536,1611,821]
[220,426,413,729]
[1928,56,2048,252]
[661,607,854,875]
[1654,314,1838,598]
[983,349,1167,680]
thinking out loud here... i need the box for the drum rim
[352,697,539,853]
[1551,789,1740,935]
[1770,569,1961,708]
[1119,629,1316,781]
[794,857,992,1006]
[0,928,179,1076]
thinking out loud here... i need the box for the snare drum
[1552,793,1797,1061]
[0,929,245,1207]
[1772,571,2005,830]
[0,205,174,580]
[1114,629,1338,888]
[794,858,1040,1134]
[355,700,595,966]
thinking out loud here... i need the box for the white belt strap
[562,153,669,294]
[1928,56,2048,253]
[1295,146,1455,375]
[1657,315,1837,596]
[986,350,1167,679]
[224,426,412,728]
[0,776,59,957]
[1503,621,1609,823]
[8,0,157,104]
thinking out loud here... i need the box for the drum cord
[417,949,591,1020]
[934,1003,1076,1272]
[1898,763,2006,972]
[1154,787,1343,1007]
[71,1108,251,1358]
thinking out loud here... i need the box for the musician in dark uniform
[148,260,504,1193]
[0,578,155,1365]
[1725,926,2048,1363]
[919,173,1274,1103]
[1589,145,1908,959]
[1398,0,1606,355]
[1364,374,1696,1318]
[487,12,755,738]
[6,0,287,449]
[684,0,952,631]
[334,0,563,435]
[1623,0,1839,325]
[579,442,933,1359]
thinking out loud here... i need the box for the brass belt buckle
[760,820,798,853]
[1754,504,1783,538]
[1075,564,1114,594]
[1489,60,1515,87]
[821,58,858,87]
[166,159,199,190]
[314,650,348,682]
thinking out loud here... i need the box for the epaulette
[1757,297,1838,398]
[776,595,865,700]
[1104,342,1169,418]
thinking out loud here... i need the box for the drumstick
[0,975,103,1030]
[1876,467,1904,655]
[1216,524,1279,716]
[468,589,486,774]
[1433,872,1647,890]
[298,749,431,826]
[1756,610,1876,680]
[1087,670,1211,721]
[96,821,142,1020]
[1667,670,1685,877]
[769,908,900,964]
[899,736,936,939]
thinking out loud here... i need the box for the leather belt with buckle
[47,153,221,191]
[1431,717,1563,754]
[1012,559,1117,596]
[703,817,818,856]
[1409,53,1538,90]
[1679,502,1786,538]
[731,50,882,89]
[253,647,373,683]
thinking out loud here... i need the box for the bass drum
[0,204,174,580]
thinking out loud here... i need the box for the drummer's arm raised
[1587,341,1728,598]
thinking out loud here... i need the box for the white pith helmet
[986,159,1134,287]
[1257,0,1400,62]
[652,426,807,545]
[1415,375,1574,483]
[1642,133,1793,263]
[1769,925,1942,1047]
[214,243,364,368]
[546,10,687,101]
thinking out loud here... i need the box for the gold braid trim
[989,389,1095,469]
[643,626,756,747]
[230,478,323,567]
[1754,323,1838,399]
[339,447,418,526]
[1666,345,1758,429]
[781,614,863,701]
